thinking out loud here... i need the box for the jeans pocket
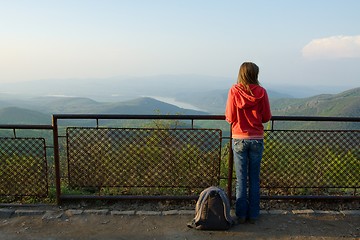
[251,140,264,152]
[233,139,244,153]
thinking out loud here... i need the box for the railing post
[52,115,62,205]
[227,123,233,202]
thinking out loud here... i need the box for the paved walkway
[0,207,359,239]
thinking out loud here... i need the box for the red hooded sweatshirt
[225,83,272,139]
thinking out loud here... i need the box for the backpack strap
[188,187,212,228]
[217,188,234,225]
[193,186,214,223]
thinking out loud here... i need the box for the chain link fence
[0,137,48,197]
[0,115,359,204]
[66,127,222,195]
[261,130,359,196]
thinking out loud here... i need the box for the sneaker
[233,217,246,224]
[248,218,257,224]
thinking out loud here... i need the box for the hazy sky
[1,0,359,89]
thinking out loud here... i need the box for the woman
[225,62,272,223]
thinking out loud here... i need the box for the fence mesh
[262,130,359,193]
[66,128,222,190]
[0,137,48,196]
[1,124,358,201]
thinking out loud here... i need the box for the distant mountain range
[0,87,358,126]
[0,97,207,124]
[173,87,360,116]
[270,87,360,117]
[0,74,358,126]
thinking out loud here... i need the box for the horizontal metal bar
[0,203,53,208]
[61,194,359,201]
[0,125,53,129]
[60,195,199,201]
[53,114,226,120]
[271,116,360,122]
[260,195,360,200]
[53,114,360,122]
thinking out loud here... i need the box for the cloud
[302,35,360,59]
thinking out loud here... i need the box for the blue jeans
[233,139,264,220]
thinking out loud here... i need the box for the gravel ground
[0,209,359,240]
[0,200,359,240]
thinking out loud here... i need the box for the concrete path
[0,207,359,239]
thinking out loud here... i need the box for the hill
[174,87,360,117]
[270,87,360,117]
[0,97,207,124]
[0,107,50,124]
[0,88,358,127]
[99,97,207,115]
[29,96,207,115]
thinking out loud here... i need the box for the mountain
[173,87,360,116]
[0,107,50,124]
[171,87,359,129]
[28,97,103,113]
[0,82,358,126]
[0,97,207,124]
[270,87,360,117]
[268,87,360,130]
[30,96,207,115]
[99,97,207,115]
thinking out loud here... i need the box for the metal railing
[263,116,359,200]
[52,114,231,204]
[0,115,358,205]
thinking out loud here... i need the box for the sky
[1,0,359,91]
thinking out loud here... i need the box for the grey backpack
[188,186,234,230]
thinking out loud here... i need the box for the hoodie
[225,83,272,139]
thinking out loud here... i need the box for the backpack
[187,186,234,230]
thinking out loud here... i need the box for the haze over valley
[0,75,358,126]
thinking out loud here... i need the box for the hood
[231,84,266,109]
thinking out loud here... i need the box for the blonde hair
[237,62,260,94]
